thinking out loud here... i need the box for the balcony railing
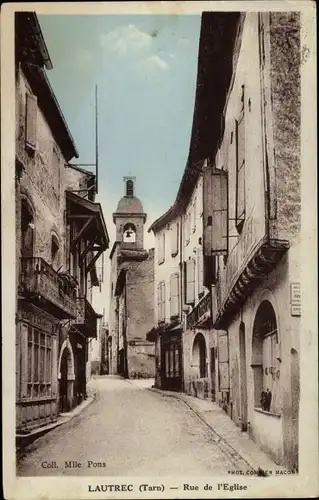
[74,297,98,338]
[186,291,212,330]
[19,257,77,319]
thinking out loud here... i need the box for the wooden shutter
[197,248,204,296]
[171,222,179,257]
[185,259,195,305]
[170,274,179,318]
[218,331,230,391]
[203,165,213,256]
[211,168,228,255]
[236,110,245,229]
[25,93,37,149]
[161,281,166,322]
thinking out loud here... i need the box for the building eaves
[148,12,241,234]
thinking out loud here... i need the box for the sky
[37,13,201,319]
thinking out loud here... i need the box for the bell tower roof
[112,176,147,223]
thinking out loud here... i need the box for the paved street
[17,376,246,477]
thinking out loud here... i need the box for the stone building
[15,12,109,435]
[148,11,301,471]
[108,177,155,378]
[209,12,301,471]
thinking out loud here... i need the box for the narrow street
[18,376,247,477]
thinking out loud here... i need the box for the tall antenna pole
[95,84,99,195]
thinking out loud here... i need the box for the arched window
[21,197,34,258]
[192,333,207,378]
[126,180,134,197]
[252,300,281,414]
[123,223,136,243]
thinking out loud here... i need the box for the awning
[146,320,182,342]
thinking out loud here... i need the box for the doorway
[239,322,248,431]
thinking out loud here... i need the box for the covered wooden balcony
[73,297,102,338]
[66,191,109,276]
[19,257,78,319]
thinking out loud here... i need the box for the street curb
[148,387,273,476]
[16,394,96,451]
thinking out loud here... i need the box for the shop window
[192,333,207,378]
[157,281,166,323]
[26,325,52,399]
[252,300,281,414]
[123,223,136,243]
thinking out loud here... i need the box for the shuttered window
[158,233,165,264]
[192,199,197,233]
[197,248,204,297]
[157,281,166,323]
[185,258,195,305]
[218,331,230,391]
[171,222,179,257]
[170,273,180,319]
[25,93,37,150]
[235,97,246,232]
[203,166,228,256]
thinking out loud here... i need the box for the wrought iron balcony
[73,297,99,338]
[19,257,78,319]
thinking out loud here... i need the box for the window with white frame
[157,281,166,323]
[27,326,52,399]
[170,273,180,319]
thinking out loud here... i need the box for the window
[158,232,165,265]
[169,273,180,319]
[185,258,195,305]
[197,248,204,297]
[192,199,197,233]
[51,234,60,270]
[252,300,281,415]
[21,198,34,258]
[26,326,52,399]
[171,222,179,257]
[52,145,60,198]
[235,86,246,232]
[184,213,190,245]
[25,93,37,151]
[126,180,134,197]
[157,281,166,323]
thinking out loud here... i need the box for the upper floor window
[21,197,34,259]
[158,232,165,265]
[51,234,60,270]
[192,199,197,233]
[25,93,37,152]
[169,273,180,319]
[157,281,166,324]
[197,247,204,297]
[235,85,246,233]
[126,180,134,197]
[184,258,195,305]
[52,145,60,198]
[171,222,179,257]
